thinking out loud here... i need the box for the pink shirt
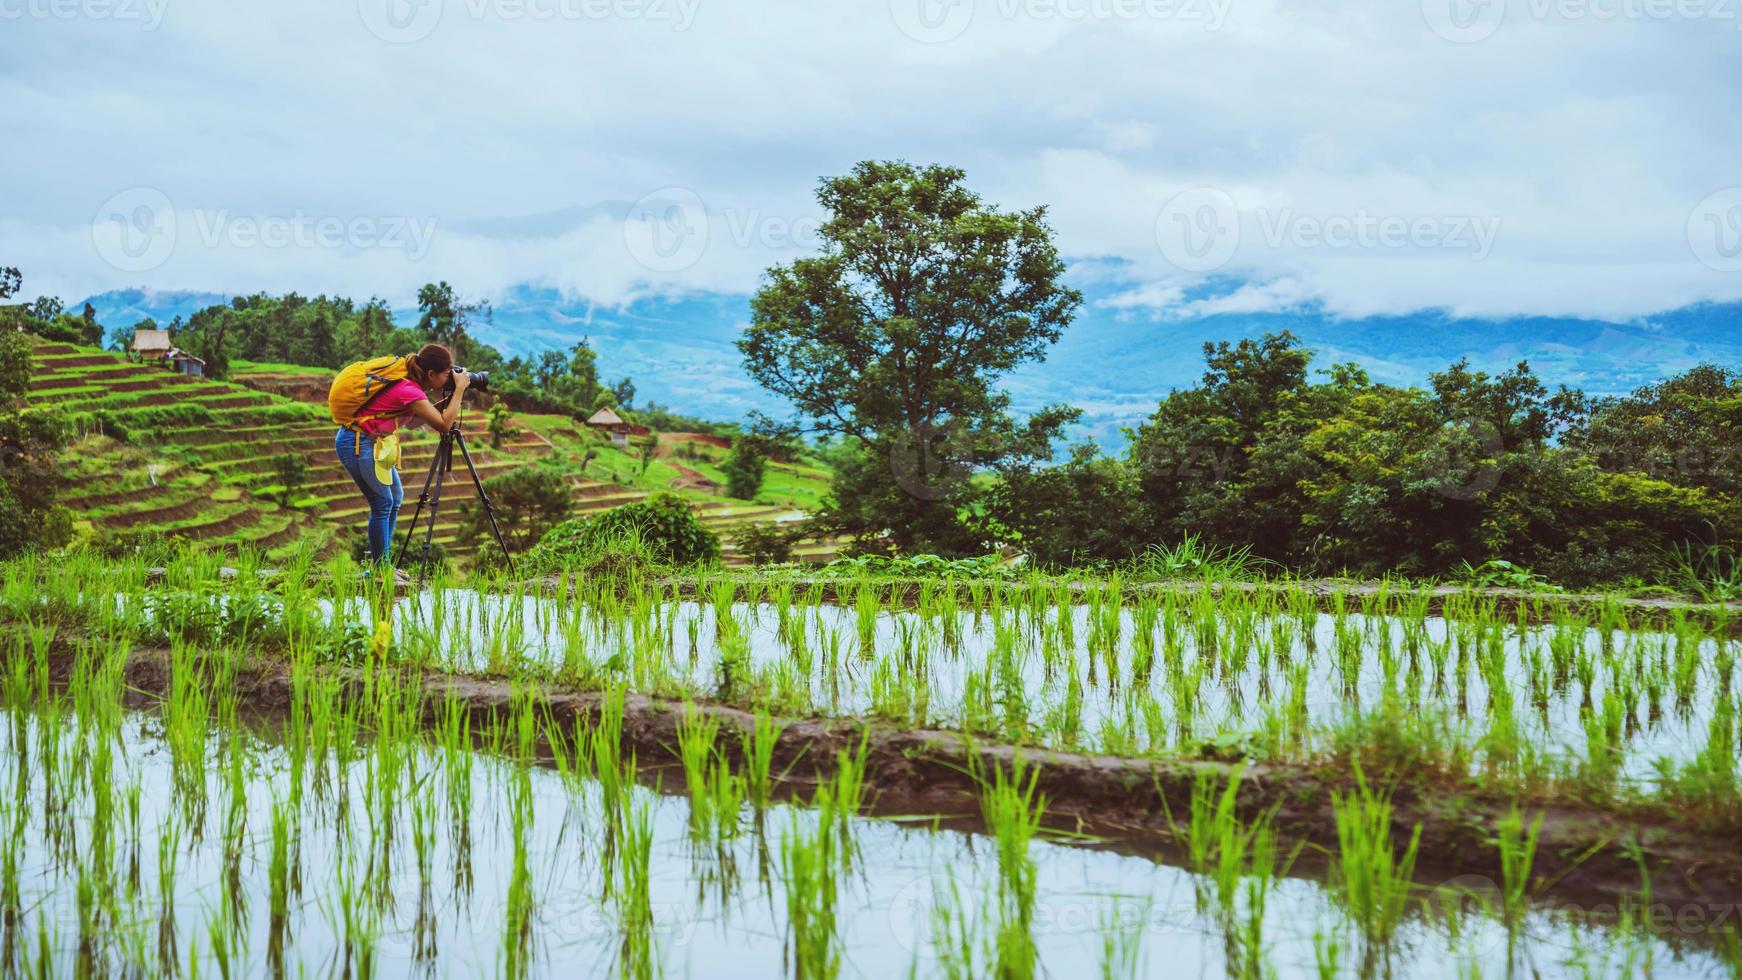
[356,379,430,436]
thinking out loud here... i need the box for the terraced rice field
[2,552,1738,977]
[35,344,841,565]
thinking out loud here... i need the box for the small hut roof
[586,406,626,427]
[132,329,171,351]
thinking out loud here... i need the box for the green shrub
[270,452,308,507]
[463,464,572,551]
[722,438,766,500]
[731,520,804,565]
[524,492,719,572]
[86,526,193,565]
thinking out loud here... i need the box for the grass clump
[522,492,720,574]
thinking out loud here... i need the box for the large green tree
[739,161,1081,554]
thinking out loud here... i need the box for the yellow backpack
[329,354,413,429]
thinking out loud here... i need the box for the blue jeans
[335,427,404,565]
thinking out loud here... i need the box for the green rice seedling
[333,854,381,980]
[740,707,785,811]
[1714,920,1742,978]
[156,812,180,972]
[1331,777,1421,960]
[615,790,659,980]
[267,795,291,971]
[976,753,1044,980]
[503,770,536,980]
[678,702,723,837]
[1097,897,1149,979]
[440,696,477,897]
[1495,805,1542,955]
[928,872,994,980]
[592,684,630,828]
[779,812,840,980]
[1309,920,1347,980]
[819,732,869,869]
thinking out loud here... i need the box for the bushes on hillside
[1104,332,1738,587]
[731,519,807,565]
[0,333,70,559]
[987,444,1149,567]
[523,492,719,573]
[462,464,573,551]
[721,437,765,500]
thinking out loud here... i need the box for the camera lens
[469,371,490,393]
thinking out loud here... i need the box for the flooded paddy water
[3,557,1739,976]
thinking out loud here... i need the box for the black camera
[449,367,489,393]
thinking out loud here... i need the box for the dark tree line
[158,282,634,421]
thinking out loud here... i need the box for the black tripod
[394,422,517,578]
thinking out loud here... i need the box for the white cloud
[3,0,1739,322]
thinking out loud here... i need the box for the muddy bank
[58,638,1742,915]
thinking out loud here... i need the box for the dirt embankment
[52,638,1742,914]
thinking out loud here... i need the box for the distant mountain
[78,284,1742,452]
[82,289,230,339]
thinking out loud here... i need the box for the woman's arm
[406,372,470,432]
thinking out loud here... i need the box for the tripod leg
[394,440,447,567]
[417,434,453,580]
[450,429,519,577]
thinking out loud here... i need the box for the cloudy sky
[5,0,1741,322]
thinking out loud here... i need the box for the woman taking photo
[330,343,470,582]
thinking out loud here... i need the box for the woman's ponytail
[410,343,454,383]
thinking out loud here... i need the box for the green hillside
[36,344,841,566]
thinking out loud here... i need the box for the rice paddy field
[33,342,843,566]
[2,550,1740,978]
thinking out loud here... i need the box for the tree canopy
[739,160,1082,553]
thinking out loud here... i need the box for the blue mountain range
[81,285,1742,451]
